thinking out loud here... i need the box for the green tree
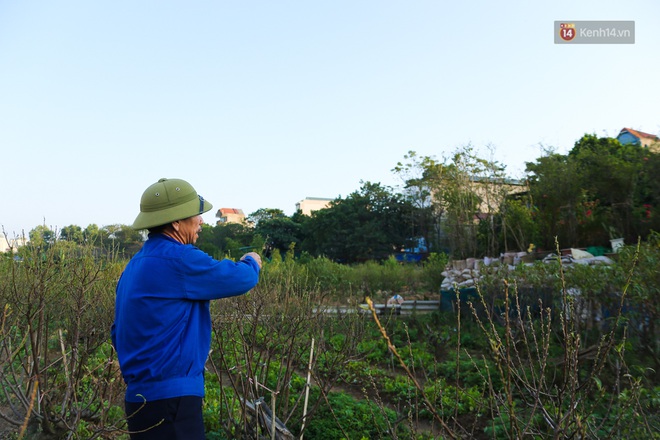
[526,134,656,249]
[101,224,143,254]
[59,225,84,244]
[392,150,444,254]
[197,224,221,257]
[441,146,507,258]
[394,146,510,258]
[635,150,660,235]
[28,225,56,248]
[83,224,107,244]
[247,208,286,226]
[525,149,581,249]
[254,216,303,257]
[498,197,538,252]
[569,134,644,243]
[302,181,415,263]
[197,223,255,259]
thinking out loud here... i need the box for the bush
[0,241,126,439]
[1,237,658,439]
[290,390,400,440]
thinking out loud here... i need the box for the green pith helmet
[132,178,213,230]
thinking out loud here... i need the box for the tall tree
[100,224,144,254]
[247,208,286,226]
[526,134,654,249]
[440,146,503,258]
[302,181,415,263]
[254,217,303,257]
[525,150,581,249]
[28,225,56,248]
[197,223,255,259]
[394,146,510,258]
[569,134,643,241]
[83,224,108,244]
[60,225,84,243]
[392,151,444,253]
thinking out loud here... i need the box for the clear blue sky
[1,1,658,236]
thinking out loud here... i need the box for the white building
[1,236,27,253]
[215,208,246,225]
[296,197,333,216]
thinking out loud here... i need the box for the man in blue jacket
[111,178,261,440]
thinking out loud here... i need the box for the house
[216,208,246,225]
[0,235,28,253]
[295,197,333,216]
[430,176,527,219]
[470,177,528,217]
[617,128,660,152]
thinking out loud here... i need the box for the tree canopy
[13,132,660,261]
[526,134,658,249]
[302,182,415,262]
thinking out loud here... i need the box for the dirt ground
[0,405,20,439]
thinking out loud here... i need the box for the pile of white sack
[440,249,615,291]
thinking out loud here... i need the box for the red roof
[620,127,659,141]
[218,208,244,215]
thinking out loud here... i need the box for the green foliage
[392,150,444,253]
[611,233,660,351]
[393,146,521,258]
[435,356,497,389]
[203,373,239,439]
[28,224,57,247]
[197,222,254,259]
[499,197,539,253]
[526,135,660,249]
[301,181,416,263]
[59,224,84,243]
[291,391,400,440]
[3,225,660,439]
[525,150,581,249]
[254,215,304,257]
[247,207,286,225]
[381,374,417,401]
[0,240,126,438]
[423,379,484,417]
[340,360,388,385]
[197,135,660,260]
[300,255,354,295]
[351,258,415,294]
[421,252,449,291]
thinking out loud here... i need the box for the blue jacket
[111,234,260,403]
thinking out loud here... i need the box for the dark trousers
[125,396,205,440]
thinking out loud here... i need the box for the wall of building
[296,198,333,216]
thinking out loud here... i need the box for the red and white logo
[559,23,576,41]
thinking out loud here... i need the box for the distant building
[617,127,660,152]
[470,177,528,217]
[0,236,27,253]
[428,176,528,222]
[216,208,246,225]
[296,197,333,216]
